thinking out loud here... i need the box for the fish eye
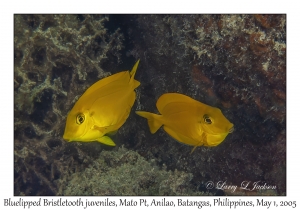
[203,114,212,124]
[76,113,85,125]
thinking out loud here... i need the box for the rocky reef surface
[59,146,208,196]
[14,14,285,195]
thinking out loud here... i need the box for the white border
[2,0,298,209]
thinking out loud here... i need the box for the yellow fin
[83,72,128,97]
[156,93,197,113]
[93,125,111,132]
[136,111,163,134]
[107,130,118,136]
[190,146,197,154]
[96,136,116,146]
[190,141,204,154]
[130,60,140,88]
[130,59,139,78]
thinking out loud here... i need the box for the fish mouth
[229,126,234,133]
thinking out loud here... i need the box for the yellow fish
[63,60,140,146]
[136,93,234,152]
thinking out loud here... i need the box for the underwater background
[14,14,286,196]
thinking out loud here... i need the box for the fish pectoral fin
[190,142,203,154]
[93,124,113,132]
[107,130,118,136]
[190,146,197,154]
[96,136,116,146]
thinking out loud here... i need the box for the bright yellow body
[63,60,140,146]
[136,93,234,152]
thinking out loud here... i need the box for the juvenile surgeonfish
[136,93,234,152]
[63,60,140,146]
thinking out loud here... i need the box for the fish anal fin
[96,136,116,146]
[136,111,163,134]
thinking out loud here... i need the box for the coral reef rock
[59,147,207,196]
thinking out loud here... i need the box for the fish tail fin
[130,59,140,88]
[136,111,163,134]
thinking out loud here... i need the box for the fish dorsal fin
[156,93,199,117]
[156,93,197,112]
[74,77,132,110]
[156,93,211,116]
[77,61,140,105]
[85,71,129,95]
[129,60,140,89]
[130,60,140,79]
